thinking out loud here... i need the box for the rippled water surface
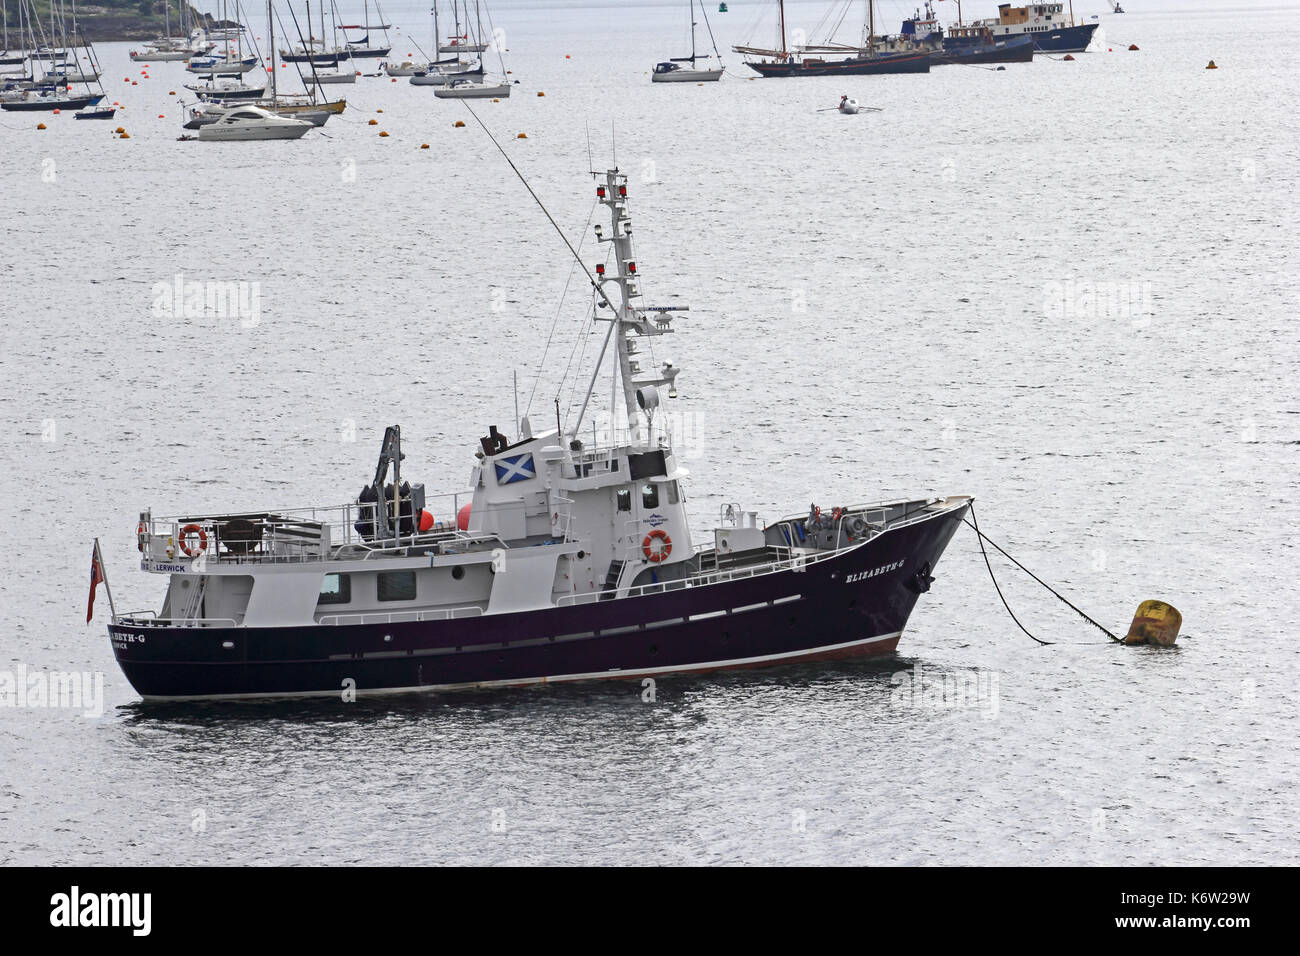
[0,0,1296,865]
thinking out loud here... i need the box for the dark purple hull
[108,503,968,699]
[746,50,931,77]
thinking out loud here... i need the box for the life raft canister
[643,529,672,563]
[178,523,208,557]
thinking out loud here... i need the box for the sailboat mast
[690,0,696,62]
[268,0,275,97]
[778,0,786,56]
[868,0,875,55]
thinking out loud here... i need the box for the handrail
[557,546,841,607]
[114,615,238,628]
[317,605,484,626]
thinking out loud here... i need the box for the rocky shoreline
[10,5,221,44]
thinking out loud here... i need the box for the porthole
[452,566,465,581]
[577,550,586,559]
[648,644,658,656]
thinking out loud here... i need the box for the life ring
[642,529,672,563]
[178,523,208,557]
[137,520,147,552]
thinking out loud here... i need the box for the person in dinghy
[838,94,859,114]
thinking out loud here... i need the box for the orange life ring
[179,523,208,557]
[137,520,147,552]
[642,529,672,563]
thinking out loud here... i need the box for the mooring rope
[966,502,1124,645]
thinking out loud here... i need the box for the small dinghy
[74,106,116,119]
[838,94,859,114]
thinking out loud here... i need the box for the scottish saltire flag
[494,453,536,485]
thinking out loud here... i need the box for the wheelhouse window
[377,570,417,602]
[642,483,659,509]
[666,480,680,505]
[318,573,351,606]
[617,489,632,512]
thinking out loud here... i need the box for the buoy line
[966,503,1124,646]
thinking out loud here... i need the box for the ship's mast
[778,0,786,56]
[576,171,681,445]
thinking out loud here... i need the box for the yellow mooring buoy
[1124,600,1182,647]
[1206,59,1218,69]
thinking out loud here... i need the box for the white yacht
[197,105,314,140]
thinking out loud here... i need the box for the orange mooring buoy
[1063,54,1075,61]
[1124,601,1182,647]
[1206,59,1218,69]
[368,118,377,125]
[1128,44,1139,51]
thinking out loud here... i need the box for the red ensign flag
[87,540,105,623]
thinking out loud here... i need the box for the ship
[898,3,1036,65]
[944,2,1098,54]
[104,168,971,700]
[735,0,931,76]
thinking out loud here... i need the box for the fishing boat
[432,76,507,97]
[103,166,970,700]
[945,1,1098,54]
[652,0,723,82]
[735,1,931,76]
[196,103,313,140]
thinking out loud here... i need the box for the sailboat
[310,2,356,82]
[652,0,723,82]
[184,1,264,100]
[197,1,313,139]
[734,0,931,76]
[281,0,350,64]
[438,0,487,53]
[0,0,105,110]
[130,0,211,61]
[1,0,28,66]
[340,0,392,57]
[409,1,485,86]
[103,165,971,700]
